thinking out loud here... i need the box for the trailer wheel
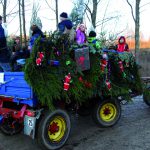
[0,118,23,135]
[37,109,71,150]
[92,99,121,127]
[143,87,150,106]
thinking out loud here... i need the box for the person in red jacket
[115,36,129,52]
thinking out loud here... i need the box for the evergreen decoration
[24,34,143,110]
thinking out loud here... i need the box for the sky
[0,0,150,40]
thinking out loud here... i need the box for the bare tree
[0,0,7,22]
[55,0,58,28]
[18,0,22,47]
[126,0,141,62]
[84,0,101,28]
[22,0,27,46]
[45,0,59,29]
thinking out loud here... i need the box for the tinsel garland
[24,35,143,110]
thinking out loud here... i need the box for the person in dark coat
[55,12,75,42]
[0,16,6,50]
[0,15,11,71]
[58,12,73,34]
[10,36,30,71]
[28,24,45,52]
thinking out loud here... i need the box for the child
[88,31,101,49]
[75,23,87,45]
[58,12,73,34]
[115,36,129,52]
[56,12,75,42]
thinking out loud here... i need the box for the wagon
[0,71,122,150]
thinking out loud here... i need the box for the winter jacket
[29,28,45,51]
[0,24,10,63]
[88,37,101,49]
[0,24,5,38]
[76,29,86,44]
[116,36,129,52]
[58,19,73,34]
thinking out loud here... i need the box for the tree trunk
[18,0,22,48]
[91,0,97,28]
[22,0,27,47]
[135,0,141,64]
[3,0,7,23]
[56,0,58,29]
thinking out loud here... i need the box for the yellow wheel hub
[48,116,66,142]
[100,103,117,122]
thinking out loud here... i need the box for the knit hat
[60,12,68,19]
[0,15,2,20]
[89,31,96,37]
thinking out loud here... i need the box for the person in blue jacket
[0,16,6,50]
[57,12,73,34]
[0,15,11,71]
[28,24,45,52]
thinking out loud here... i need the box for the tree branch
[140,2,150,8]
[45,0,55,13]
[101,0,110,31]
[7,3,18,16]
[85,10,91,22]
[97,0,101,5]
[126,0,135,22]
[96,16,119,27]
[0,0,4,6]
[84,2,92,15]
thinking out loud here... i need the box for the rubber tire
[92,99,121,127]
[143,87,150,106]
[0,118,23,135]
[37,109,71,150]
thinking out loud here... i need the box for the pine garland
[24,35,143,110]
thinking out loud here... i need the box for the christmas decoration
[78,76,92,88]
[48,60,60,66]
[36,58,42,66]
[64,73,71,91]
[118,60,124,72]
[66,60,71,66]
[36,52,44,66]
[100,53,108,72]
[24,35,143,110]
[105,79,111,90]
[75,47,90,71]
[100,59,108,72]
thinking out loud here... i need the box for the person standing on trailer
[0,15,11,71]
